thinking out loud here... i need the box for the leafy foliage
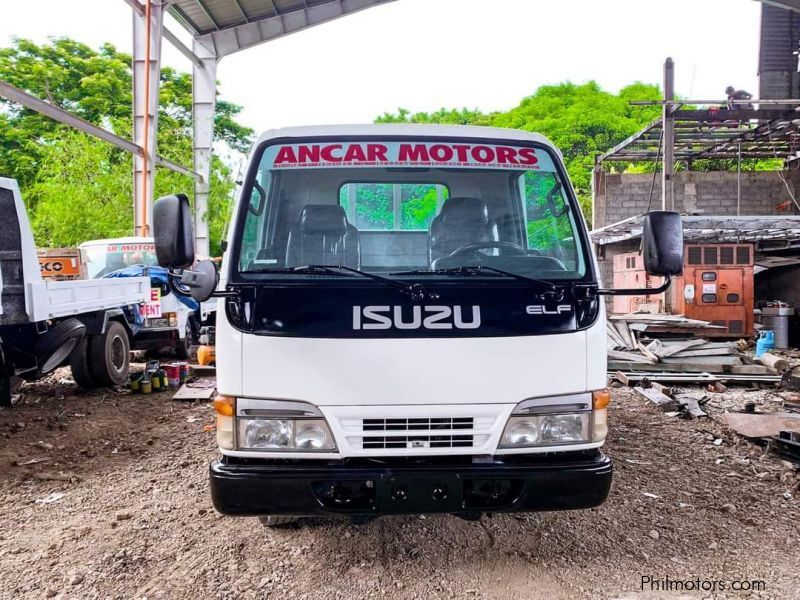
[377,82,663,221]
[0,38,253,254]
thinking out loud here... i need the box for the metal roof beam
[196,0,396,58]
[121,0,204,67]
[0,80,199,179]
[754,0,800,13]
[195,0,222,30]
[232,0,251,22]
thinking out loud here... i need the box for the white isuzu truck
[152,125,683,524]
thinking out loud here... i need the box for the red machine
[612,244,755,337]
[611,253,664,314]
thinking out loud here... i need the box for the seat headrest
[437,197,489,226]
[299,205,348,236]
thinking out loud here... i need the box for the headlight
[238,418,336,451]
[500,413,590,448]
[540,414,586,443]
[243,418,292,448]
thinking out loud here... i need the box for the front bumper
[209,451,612,517]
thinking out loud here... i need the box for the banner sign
[263,141,557,172]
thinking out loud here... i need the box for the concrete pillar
[132,0,164,238]
[192,38,218,258]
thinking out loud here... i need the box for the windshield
[234,139,589,282]
[82,241,158,279]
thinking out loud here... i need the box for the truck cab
[79,237,213,358]
[152,125,683,522]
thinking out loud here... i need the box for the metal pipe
[141,0,153,237]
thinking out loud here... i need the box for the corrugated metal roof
[168,0,392,36]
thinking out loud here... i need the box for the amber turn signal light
[213,395,235,416]
[592,389,611,410]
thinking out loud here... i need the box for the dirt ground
[0,370,798,600]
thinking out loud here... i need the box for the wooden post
[662,57,675,212]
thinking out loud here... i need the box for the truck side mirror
[153,194,195,268]
[642,211,683,276]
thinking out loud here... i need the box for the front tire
[88,321,130,387]
[69,335,98,389]
[258,516,299,527]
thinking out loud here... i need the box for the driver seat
[428,197,498,263]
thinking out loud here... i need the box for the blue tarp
[103,265,199,313]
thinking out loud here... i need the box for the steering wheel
[449,241,527,259]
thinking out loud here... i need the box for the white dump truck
[0,178,149,404]
[152,125,683,524]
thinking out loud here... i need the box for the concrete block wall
[593,170,800,229]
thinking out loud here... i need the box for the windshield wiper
[244,264,436,301]
[391,266,559,293]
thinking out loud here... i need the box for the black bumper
[209,452,613,517]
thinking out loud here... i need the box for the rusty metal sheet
[723,412,800,439]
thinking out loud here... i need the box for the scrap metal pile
[607,313,783,385]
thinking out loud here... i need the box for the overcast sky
[1,0,763,134]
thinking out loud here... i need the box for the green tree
[0,38,252,254]
[376,82,663,221]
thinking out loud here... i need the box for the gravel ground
[0,371,798,599]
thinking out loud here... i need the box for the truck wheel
[69,335,98,390]
[20,318,86,381]
[88,321,130,387]
[258,516,299,527]
[175,318,196,360]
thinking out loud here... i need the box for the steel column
[661,57,675,212]
[192,38,218,258]
[133,0,165,237]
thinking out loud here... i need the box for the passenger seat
[285,205,360,268]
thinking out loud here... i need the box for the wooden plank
[172,378,217,401]
[613,320,636,351]
[723,412,800,439]
[608,372,719,384]
[636,341,660,363]
[614,371,632,386]
[633,386,680,412]
[670,347,739,358]
[651,338,707,358]
[661,356,742,366]
[607,361,727,373]
[606,324,626,349]
[756,353,790,373]
[651,382,673,396]
[608,350,656,364]
[732,365,777,375]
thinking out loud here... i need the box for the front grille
[704,247,718,265]
[687,247,702,265]
[728,320,744,334]
[362,435,474,449]
[352,416,484,451]
[363,417,473,431]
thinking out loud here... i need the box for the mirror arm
[166,269,194,297]
[597,275,672,296]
